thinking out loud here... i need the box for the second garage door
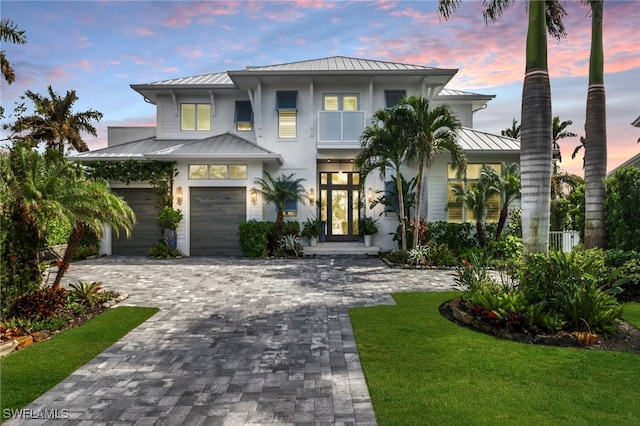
[190,187,246,256]
[111,188,160,255]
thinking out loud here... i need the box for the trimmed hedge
[238,220,271,257]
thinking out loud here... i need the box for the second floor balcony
[318,111,366,144]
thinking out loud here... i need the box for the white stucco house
[73,56,520,256]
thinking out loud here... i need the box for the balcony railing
[318,111,366,143]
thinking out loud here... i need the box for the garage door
[190,187,246,256]
[112,188,160,255]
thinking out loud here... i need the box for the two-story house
[73,56,520,256]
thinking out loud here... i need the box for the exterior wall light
[250,188,258,205]
[367,187,373,204]
[308,188,315,204]
[176,186,183,205]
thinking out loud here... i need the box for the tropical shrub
[238,220,270,258]
[68,281,103,306]
[605,166,640,251]
[147,241,183,259]
[301,218,321,239]
[408,240,456,267]
[427,221,476,255]
[7,287,68,321]
[358,216,379,236]
[278,234,303,258]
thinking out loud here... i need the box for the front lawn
[0,306,158,419]
[350,291,640,425]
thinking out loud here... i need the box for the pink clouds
[136,27,156,36]
[164,2,240,28]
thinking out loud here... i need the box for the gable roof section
[71,133,283,165]
[457,127,520,152]
[241,56,441,72]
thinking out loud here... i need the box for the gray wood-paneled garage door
[190,187,246,256]
[111,188,161,255]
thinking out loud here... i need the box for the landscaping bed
[0,282,129,356]
[441,297,640,353]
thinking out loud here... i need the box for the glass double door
[319,171,360,241]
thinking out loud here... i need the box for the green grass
[0,306,158,418]
[350,292,640,426]
[623,302,640,327]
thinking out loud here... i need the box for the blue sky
[1,0,638,176]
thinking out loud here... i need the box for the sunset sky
[1,0,638,176]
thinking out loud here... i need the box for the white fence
[549,230,580,253]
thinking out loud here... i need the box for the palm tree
[582,0,607,248]
[501,118,521,139]
[0,18,27,85]
[482,162,521,240]
[356,107,411,251]
[571,135,586,165]
[8,86,103,154]
[399,96,466,249]
[0,144,135,294]
[253,172,307,239]
[439,0,567,256]
[552,116,577,162]
[52,176,135,287]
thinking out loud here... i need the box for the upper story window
[181,103,211,131]
[235,101,253,132]
[276,91,297,139]
[323,94,358,111]
[385,90,406,109]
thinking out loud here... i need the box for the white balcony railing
[318,111,366,143]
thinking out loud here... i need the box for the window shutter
[235,101,253,122]
[276,91,298,110]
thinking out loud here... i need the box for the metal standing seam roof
[70,133,284,164]
[457,127,520,152]
[437,88,495,99]
[241,56,442,72]
[139,72,234,87]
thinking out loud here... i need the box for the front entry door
[320,171,360,241]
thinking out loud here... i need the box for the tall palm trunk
[520,0,552,255]
[396,171,408,252]
[53,222,83,287]
[412,160,424,249]
[584,0,607,248]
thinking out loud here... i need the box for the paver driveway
[10,256,456,425]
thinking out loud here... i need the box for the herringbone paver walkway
[8,256,456,425]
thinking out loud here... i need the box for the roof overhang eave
[143,153,284,165]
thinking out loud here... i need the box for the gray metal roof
[138,72,233,88]
[457,127,520,152]
[71,138,176,161]
[438,88,495,99]
[242,56,440,72]
[71,133,283,164]
[146,133,283,164]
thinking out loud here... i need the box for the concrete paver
[8,256,456,425]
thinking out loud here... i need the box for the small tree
[253,172,307,239]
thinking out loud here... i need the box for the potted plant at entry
[358,216,379,247]
[158,207,183,249]
[301,217,322,247]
